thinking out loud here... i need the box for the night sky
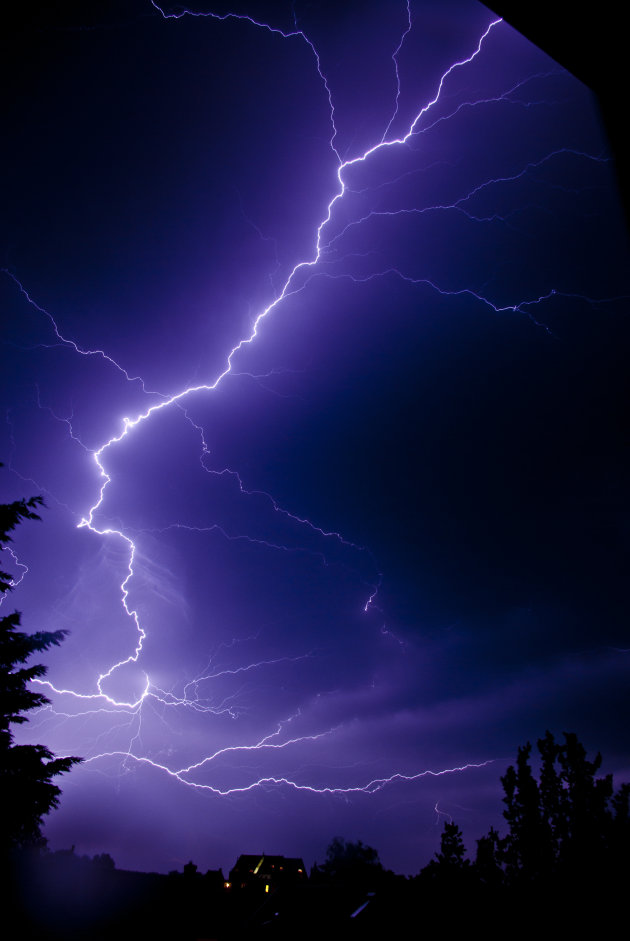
[2,1,629,876]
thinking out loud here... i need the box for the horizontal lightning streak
[82,747,494,796]
[184,652,315,685]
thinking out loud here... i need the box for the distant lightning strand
[380,0,412,142]
[174,404,373,552]
[33,384,92,453]
[1,269,164,395]
[325,148,610,251]
[414,68,565,137]
[434,801,453,825]
[149,0,342,159]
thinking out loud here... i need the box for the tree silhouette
[434,821,469,869]
[491,731,630,888]
[500,739,555,882]
[0,486,81,853]
[416,731,629,908]
[418,820,475,894]
[313,837,383,887]
[474,826,503,888]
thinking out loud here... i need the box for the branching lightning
[5,2,621,808]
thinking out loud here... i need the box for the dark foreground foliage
[413,732,630,939]
[453,730,630,890]
[0,489,81,857]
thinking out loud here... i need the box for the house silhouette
[228,854,307,892]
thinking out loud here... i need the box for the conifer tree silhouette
[0,481,81,853]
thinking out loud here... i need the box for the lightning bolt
[5,3,623,811]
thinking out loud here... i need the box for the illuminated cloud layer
[2,1,628,873]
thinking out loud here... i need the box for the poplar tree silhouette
[490,731,630,887]
[475,826,503,888]
[0,485,81,853]
[419,732,630,899]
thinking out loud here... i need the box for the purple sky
[2,1,629,876]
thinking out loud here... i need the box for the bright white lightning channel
[23,7,514,793]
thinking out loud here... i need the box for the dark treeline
[6,732,630,940]
[425,731,630,892]
[413,731,630,938]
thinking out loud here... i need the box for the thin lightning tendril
[1,269,166,397]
